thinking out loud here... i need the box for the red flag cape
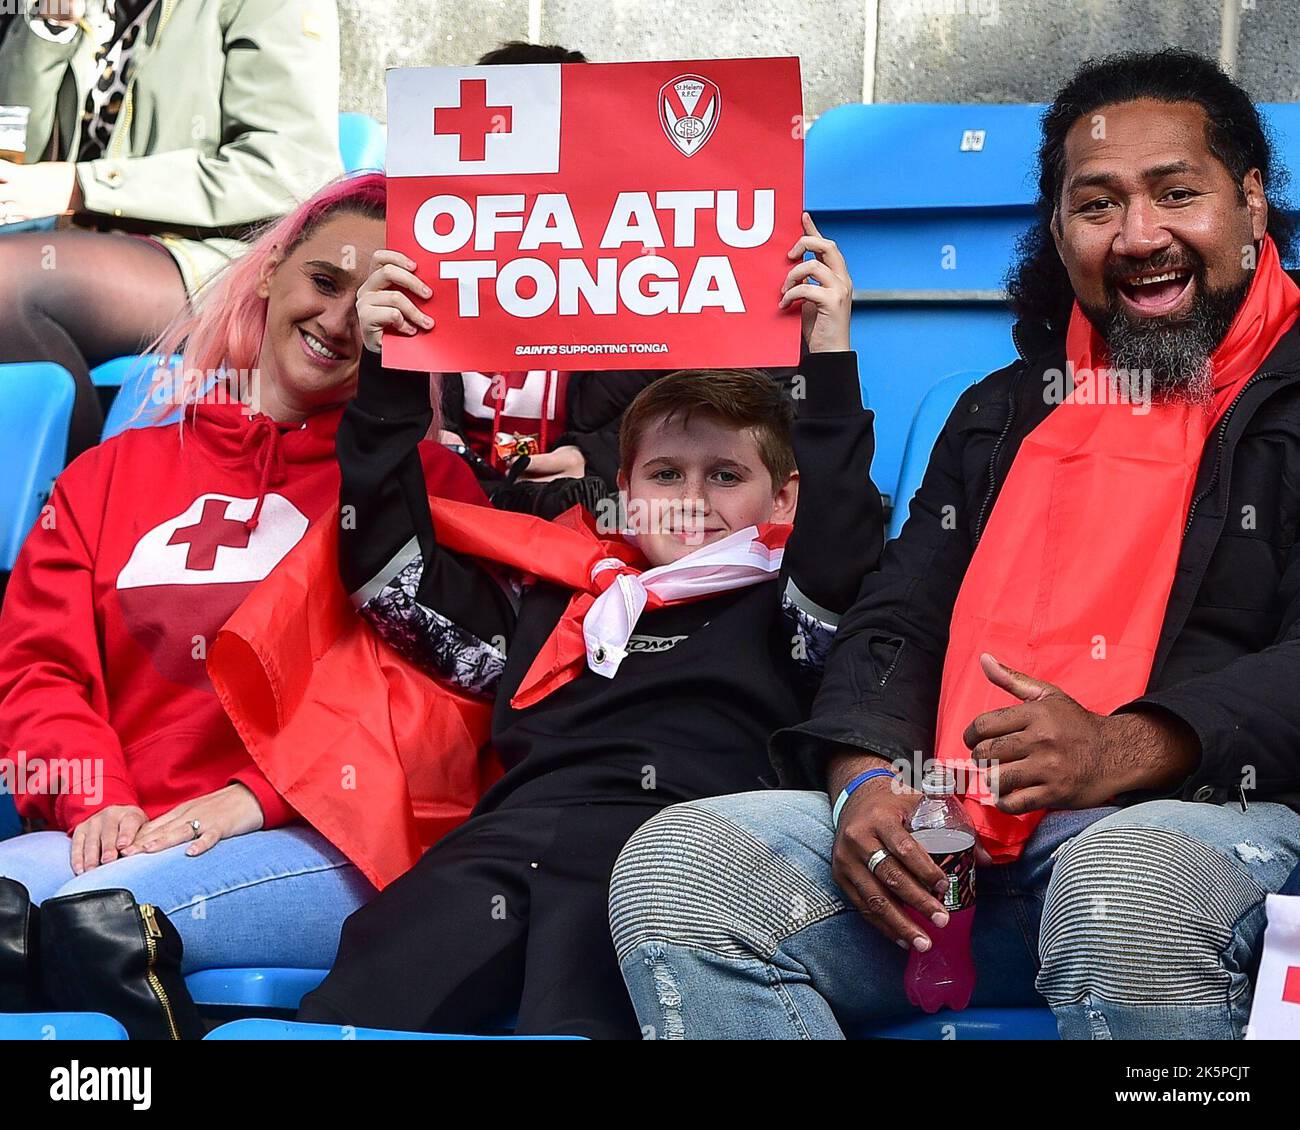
[423,498,646,709]
[208,505,498,890]
[208,492,788,885]
[935,237,1300,862]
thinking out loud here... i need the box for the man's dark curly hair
[1007,49,1296,335]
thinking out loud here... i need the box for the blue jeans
[0,825,375,972]
[608,792,1300,1039]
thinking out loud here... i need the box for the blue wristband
[831,768,896,830]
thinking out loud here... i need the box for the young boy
[297,216,883,1038]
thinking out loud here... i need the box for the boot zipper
[139,904,181,1040]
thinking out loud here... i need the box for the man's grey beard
[1083,276,1251,407]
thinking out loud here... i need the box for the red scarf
[209,508,497,890]
[935,237,1300,862]
[424,498,790,709]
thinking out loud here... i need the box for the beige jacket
[0,0,344,294]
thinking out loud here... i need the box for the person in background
[0,0,344,458]
[0,173,484,1038]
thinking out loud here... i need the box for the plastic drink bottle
[904,765,977,1012]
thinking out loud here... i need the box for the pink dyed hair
[143,172,440,429]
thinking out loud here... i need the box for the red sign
[383,57,804,373]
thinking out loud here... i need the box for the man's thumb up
[979,652,1058,702]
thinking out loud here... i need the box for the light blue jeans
[0,825,375,972]
[609,792,1300,1039]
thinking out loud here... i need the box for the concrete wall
[337,0,1297,122]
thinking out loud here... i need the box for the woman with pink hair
[0,173,484,1036]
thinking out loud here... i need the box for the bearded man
[607,49,1300,1040]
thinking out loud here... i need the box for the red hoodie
[0,400,484,833]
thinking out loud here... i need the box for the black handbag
[39,887,206,1040]
[0,877,42,1011]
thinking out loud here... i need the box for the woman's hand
[68,805,148,875]
[780,211,853,353]
[120,783,265,859]
[0,160,81,222]
[356,248,434,354]
[519,444,585,481]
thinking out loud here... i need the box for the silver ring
[866,848,890,874]
[189,819,202,840]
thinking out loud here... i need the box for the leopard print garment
[77,0,161,162]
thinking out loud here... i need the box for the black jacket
[773,318,1300,814]
[343,350,883,812]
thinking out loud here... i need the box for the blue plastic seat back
[89,353,152,388]
[1259,105,1300,221]
[0,1012,129,1040]
[339,112,385,172]
[861,1006,1059,1040]
[185,967,326,1011]
[0,362,75,573]
[204,1018,584,1040]
[99,355,185,441]
[806,103,1038,503]
[889,369,986,539]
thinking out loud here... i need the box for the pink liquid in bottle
[904,770,977,1013]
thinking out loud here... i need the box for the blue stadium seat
[204,1018,584,1040]
[339,112,385,173]
[888,369,985,539]
[0,216,57,236]
[186,967,326,1011]
[1259,105,1300,206]
[862,1006,1059,1040]
[0,1012,129,1040]
[0,362,75,573]
[806,103,1038,504]
[99,354,184,441]
[89,354,151,388]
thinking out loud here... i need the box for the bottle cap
[921,764,957,796]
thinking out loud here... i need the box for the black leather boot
[40,888,205,1040]
[0,877,42,1011]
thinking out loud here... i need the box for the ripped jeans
[608,792,1300,1039]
